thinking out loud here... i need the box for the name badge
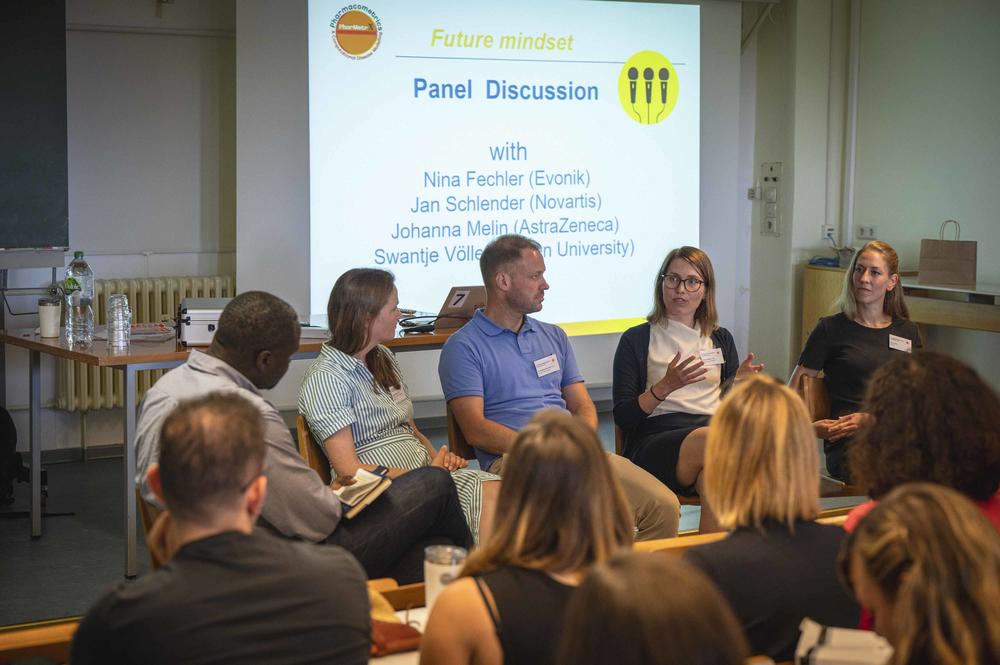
[534,354,560,378]
[888,334,912,353]
[388,386,408,404]
[698,348,724,366]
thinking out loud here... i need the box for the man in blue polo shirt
[439,234,680,539]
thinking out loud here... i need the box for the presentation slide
[308,0,700,334]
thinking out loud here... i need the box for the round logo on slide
[617,51,679,125]
[330,6,382,60]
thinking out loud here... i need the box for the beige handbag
[918,219,977,286]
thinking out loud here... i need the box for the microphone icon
[643,67,654,104]
[658,68,669,103]
[628,67,638,104]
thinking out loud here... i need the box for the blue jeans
[326,467,472,584]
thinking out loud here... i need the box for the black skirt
[623,411,711,496]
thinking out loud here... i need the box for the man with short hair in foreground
[439,234,681,539]
[73,393,370,665]
[135,291,470,583]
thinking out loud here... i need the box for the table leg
[123,365,137,578]
[29,349,41,538]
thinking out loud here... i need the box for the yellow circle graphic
[617,51,678,125]
[332,6,382,60]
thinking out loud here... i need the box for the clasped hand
[431,445,468,472]
[814,412,867,442]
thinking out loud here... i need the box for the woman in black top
[685,375,859,662]
[790,240,921,480]
[420,410,633,665]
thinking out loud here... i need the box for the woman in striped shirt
[298,268,500,543]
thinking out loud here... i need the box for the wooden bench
[0,578,420,663]
[636,512,849,555]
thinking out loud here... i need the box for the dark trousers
[326,466,472,584]
[824,438,852,483]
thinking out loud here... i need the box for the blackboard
[0,0,68,251]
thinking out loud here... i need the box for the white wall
[237,0,747,414]
[852,0,1000,387]
[4,0,236,450]
[747,0,1000,388]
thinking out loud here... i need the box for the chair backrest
[295,415,332,485]
[0,618,78,664]
[634,530,726,555]
[613,424,625,456]
[799,374,831,422]
[136,488,165,570]
[445,403,477,461]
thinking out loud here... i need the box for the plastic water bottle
[107,294,132,347]
[64,251,95,346]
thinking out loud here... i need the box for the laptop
[433,286,486,332]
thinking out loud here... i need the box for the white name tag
[533,354,560,378]
[888,334,912,353]
[388,386,408,404]
[698,348,724,366]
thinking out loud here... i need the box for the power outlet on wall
[857,225,878,240]
[760,162,782,237]
[821,224,836,243]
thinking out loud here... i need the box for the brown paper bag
[918,219,977,286]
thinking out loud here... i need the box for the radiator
[56,275,235,411]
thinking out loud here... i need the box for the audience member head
[705,374,819,530]
[210,291,300,389]
[851,351,1000,500]
[838,240,908,320]
[557,551,750,665]
[648,246,718,334]
[840,483,1000,665]
[146,392,267,527]
[462,409,631,577]
[325,268,402,390]
[479,234,546,314]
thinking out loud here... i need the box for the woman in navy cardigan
[613,246,760,532]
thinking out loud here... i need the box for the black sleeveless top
[474,566,575,665]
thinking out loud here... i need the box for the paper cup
[38,298,61,338]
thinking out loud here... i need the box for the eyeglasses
[662,273,705,292]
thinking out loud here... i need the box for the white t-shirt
[647,319,722,417]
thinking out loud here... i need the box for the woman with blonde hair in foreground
[841,483,1000,665]
[420,409,633,665]
[685,375,858,662]
[556,551,749,665]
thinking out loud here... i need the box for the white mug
[424,545,467,613]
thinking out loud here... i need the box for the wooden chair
[796,375,866,498]
[136,488,165,570]
[0,617,78,664]
[444,403,478,461]
[371,579,427,610]
[295,414,332,484]
[799,373,831,421]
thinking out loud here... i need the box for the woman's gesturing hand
[736,352,764,378]
[652,352,707,399]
